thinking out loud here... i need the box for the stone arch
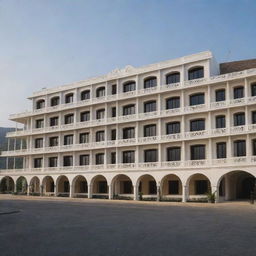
[136,174,157,200]
[160,174,182,201]
[56,175,70,197]
[217,170,256,201]
[16,176,28,194]
[0,176,15,194]
[72,175,88,198]
[42,176,55,196]
[111,174,133,200]
[29,176,40,195]
[91,175,108,199]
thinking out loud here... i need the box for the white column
[211,185,219,203]
[108,185,113,200]
[70,185,73,198]
[208,138,212,165]
[157,184,160,201]
[88,184,92,199]
[182,185,187,202]
[246,134,251,160]
[133,185,138,200]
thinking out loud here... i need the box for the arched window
[189,93,205,106]
[96,87,105,98]
[166,72,180,84]
[144,100,157,113]
[190,119,205,131]
[166,97,180,109]
[65,93,74,104]
[36,99,45,109]
[188,66,204,80]
[50,96,60,106]
[144,76,157,89]
[123,81,136,93]
[81,90,90,101]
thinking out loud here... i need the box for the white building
[1,51,256,202]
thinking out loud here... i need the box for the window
[191,145,205,160]
[35,138,43,148]
[166,72,180,84]
[144,149,158,162]
[167,147,181,161]
[188,67,204,80]
[49,157,58,167]
[64,114,74,124]
[96,131,105,142]
[144,124,156,137]
[166,97,180,109]
[166,122,180,134]
[80,111,90,122]
[234,112,245,126]
[96,153,104,165]
[144,101,156,113]
[81,90,90,101]
[123,181,132,194]
[144,77,157,89]
[111,129,116,140]
[189,93,205,106]
[168,180,179,195]
[252,139,256,155]
[35,119,44,129]
[112,84,117,95]
[111,152,116,164]
[123,81,136,92]
[80,155,89,166]
[50,116,59,127]
[216,142,226,159]
[149,181,157,194]
[96,87,105,98]
[111,107,116,117]
[96,109,105,119]
[195,180,208,194]
[215,89,225,102]
[233,87,244,99]
[63,156,73,166]
[123,127,135,139]
[79,133,89,144]
[50,96,60,106]
[123,104,135,116]
[34,158,43,168]
[65,93,73,104]
[234,140,246,157]
[216,115,225,128]
[99,181,107,193]
[251,83,256,96]
[123,151,135,163]
[36,99,45,109]
[49,137,58,147]
[252,111,256,124]
[190,119,205,131]
[64,135,73,145]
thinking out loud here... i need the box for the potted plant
[206,191,216,203]
[139,192,143,201]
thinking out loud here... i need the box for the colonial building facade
[1,51,256,202]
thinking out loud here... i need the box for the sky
[0,0,256,127]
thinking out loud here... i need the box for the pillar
[108,185,113,200]
[182,185,187,202]
[211,185,219,203]
[157,185,161,201]
[70,185,73,198]
[133,185,138,200]
[88,184,92,199]
[54,184,57,197]
[40,184,43,196]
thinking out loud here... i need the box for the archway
[29,176,40,195]
[0,176,15,194]
[161,174,182,202]
[136,174,157,200]
[42,176,55,196]
[218,171,256,201]
[112,174,133,200]
[16,176,28,194]
[56,175,70,197]
[72,175,88,198]
[187,173,211,202]
[91,175,108,199]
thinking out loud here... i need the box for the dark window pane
[96,131,105,142]
[234,113,245,126]
[36,100,45,109]
[51,97,59,106]
[253,139,256,155]
[35,119,44,128]
[112,84,117,95]
[144,77,157,89]
[49,157,58,167]
[195,180,208,194]
[166,97,180,109]
[80,155,89,166]
[188,67,204,80]
[149,180,157,194]
[216,142,226,158]
[191,145,205,160]
[166,72,180,84]
[216,116,226,128]
[251,83,256,96]
[34,158,43,168]
[234,87,244,99]
[35,138,43,148]
[166,122,180,134]
[234,140,246,157]
[81,90,90,101]
[96,87,105,97]
[252,111,256,124]
[64,135,73,145]
[50,116,59,126]
[123,81,136,92]
[168,180,179,194]
[123,151,135,163]
[80,111,90,122]
[96,153,104,165]
[112,107,116,117]
[111,152,116,164]
[99,181,107,193]
[215,89,225,102]
[111,129,116,140]
[123,104,135,115]
[49,137,58,147]
[123,127,135,139]
[144,101,156,112]
[64,114,74,124]
[190,119,205,131]
[144,124,156,137]
[65,93,73,104]
[167,147,181,161]
[96,109,105,119]
[144,149,158,162]
[63,156,73,166]
[79,133,89,143]
[190,93,205,106]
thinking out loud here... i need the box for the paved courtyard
[0,196,256,256]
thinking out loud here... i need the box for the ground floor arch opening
[0,176,15,194]
[218,171,256,201]
[137,174,157,200]
[56,175,70,197]
[16,176,28,194]
[91,175,108,199]
[73,175,88,198]
[112,174,133,200]
[161,174,182,201]
[29,176,40,195]
[42,176,55,196]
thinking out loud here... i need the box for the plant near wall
[206,191,216,203]
[139,192,143,201]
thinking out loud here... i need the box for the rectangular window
[166,73,180,84]
[123,127,135,139]
[215,89,225,102]
[112,107,116,117]
[149,181,157,194]
[234,87,244,99]
[35,119,44,129]
[64,135,73,145]
[99,181,107,193]
[144,101,156,113]
[96,131,105,142]
[35,138,43,148]
[234,140,246,157]
[79,133,89,144]
[144,149,158,162]
[123,181,132,194]
[80,111,90,122]
[234,113,245,126]
[252,111,256,124]
[63,156,73,166]
[34,158,42,168]
[216,142,226,159]
[81,90,90,101]
[216,116,225,128]
[188,68,204,80]
[253,139,256,155]
[50,116,59,127]
[96,153,104,165]
[168,180,179,195]
[123,105,135,116]
[144,124,156,137]
[49,157,58,167]
[166,97,180,109]
[251,84,256,96]
[123,151,135,163]
[111,129,116,140]
[112,84,117,95]
[191,145,205,160]
[167,147,181,161]
[64,114,74,124]
[195,180,208,194]
[111,152,116,164]
[80,155,90,166]
[51,97,59,106]
[96,109,105,120]
[166,122,180,134]
[190,119,205,131]
[123,82,136,92]
[49,137,58,147]
[65,94,73,103]
[189,93,205,106]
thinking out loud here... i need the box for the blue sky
[0,0,256,126]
